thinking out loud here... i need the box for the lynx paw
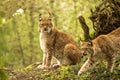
[52,64,60,69]
[78,71,83,75]
[37,65,46,69]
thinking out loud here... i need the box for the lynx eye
[48,23,52,27]
[40,23,44,26]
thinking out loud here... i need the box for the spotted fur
[78,27,120,75]
[38,16,81,69]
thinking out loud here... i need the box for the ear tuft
[39,13,41,18]
[88,40,93,46]
[39,13,42,21]
[48,12,52,21]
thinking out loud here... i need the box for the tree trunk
[12,18,25,65]
[29,2,35,64]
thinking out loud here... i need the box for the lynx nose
[44,28,47,31]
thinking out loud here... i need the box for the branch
[78,16,91,41]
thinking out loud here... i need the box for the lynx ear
[39,13,41,18]
[88,40,93,46]
[39,13,42,21]
[48,12,52,21]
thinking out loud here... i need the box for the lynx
[37,14,81,69]
[78,27,120,75]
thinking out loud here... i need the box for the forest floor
[1,62,120,80]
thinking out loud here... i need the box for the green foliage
[0,0,102,69]
[8,63,120,80]
[0,0,120,80]
[37,65,120,80]
[0,70,8,80]
[42,66,80,80]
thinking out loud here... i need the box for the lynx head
[38,13,53,33]
[80,41,94,56]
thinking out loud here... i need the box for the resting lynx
[38,14,81,69]
[78,27,120,75]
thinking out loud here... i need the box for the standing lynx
[78,27,120,75]
[38,14,81,69]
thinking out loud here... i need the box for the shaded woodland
[0,0,120,80]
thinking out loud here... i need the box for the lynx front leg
[78,57,97,75]
[45,51,53,68]
[37,52,47,69]
[107,58,115,72]
[42,53,47,67]
[37,50,53,69]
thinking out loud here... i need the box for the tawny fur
[78,27,120,75]
[38,17,81,69]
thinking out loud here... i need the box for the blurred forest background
[0,0,101,69]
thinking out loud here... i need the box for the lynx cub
[38,14,81,69]
[78,27,120,75]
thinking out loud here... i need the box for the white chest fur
[40,33,48,51]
